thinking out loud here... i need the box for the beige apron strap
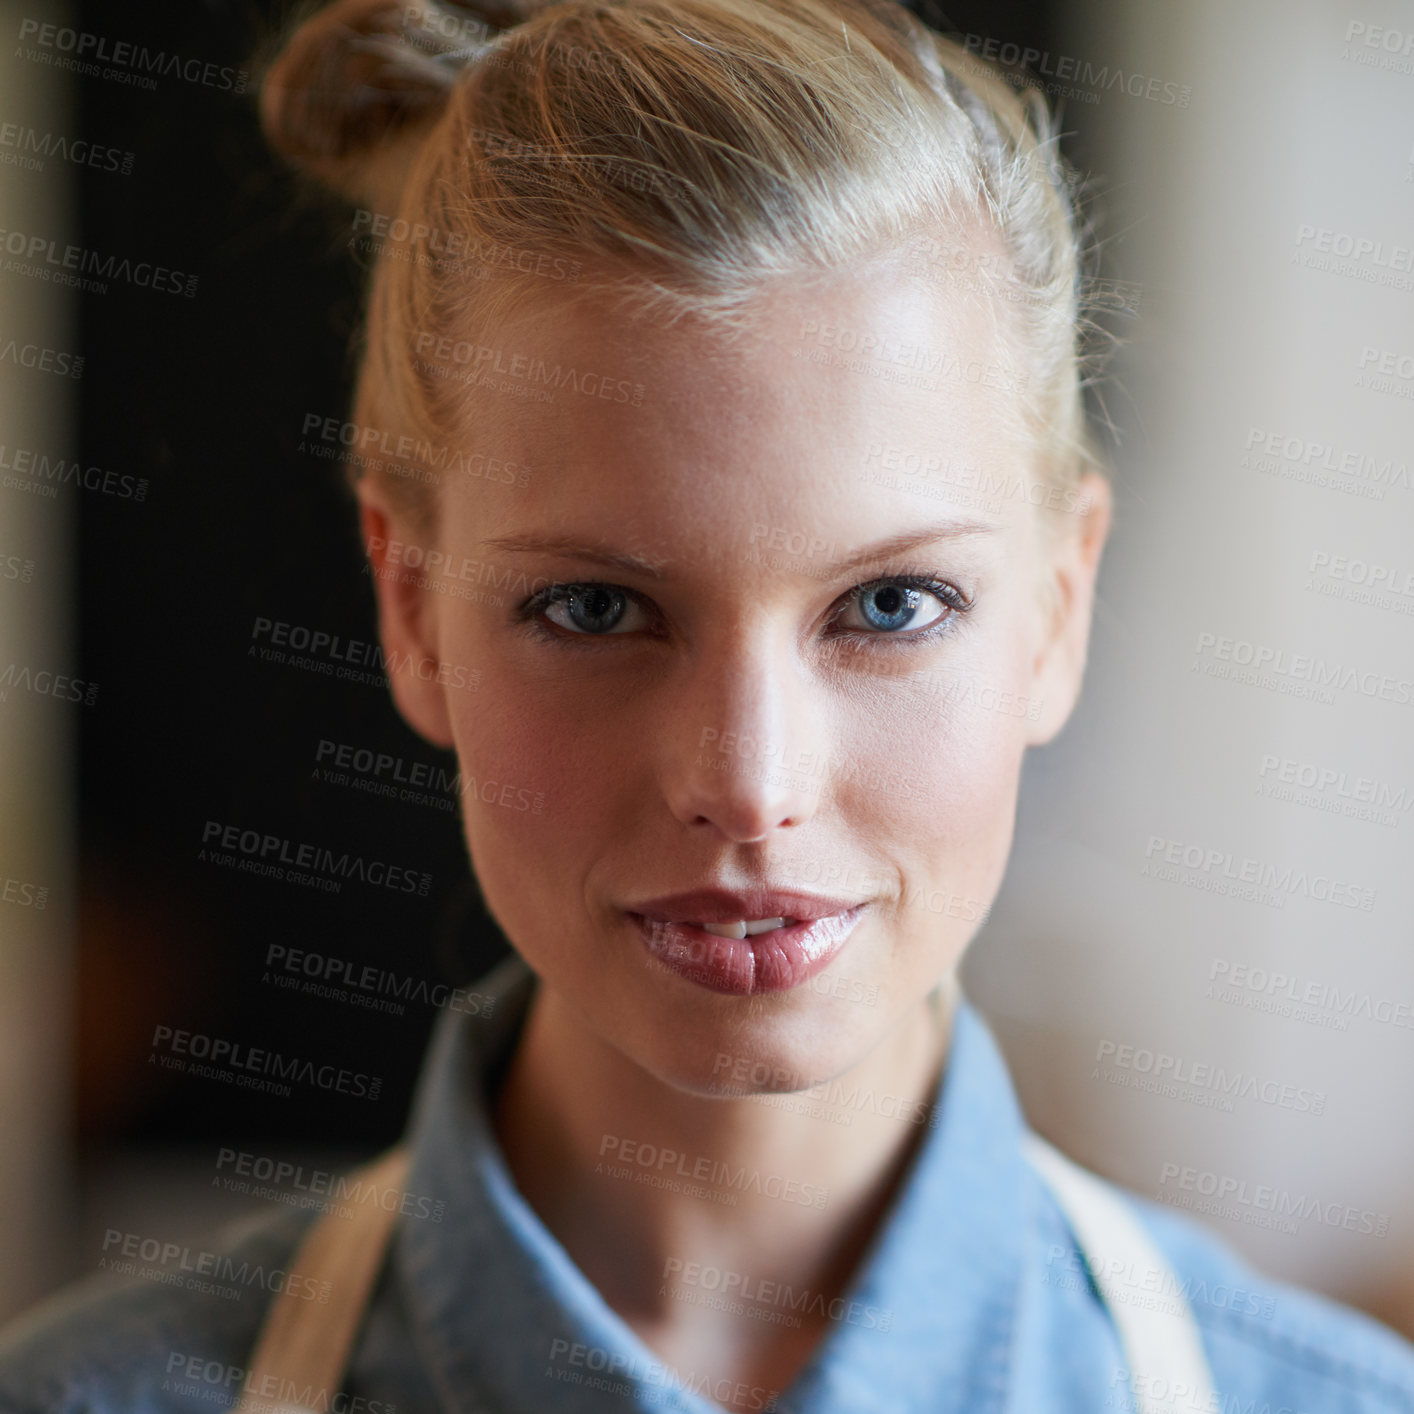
[233,1146,411,1414]
[1023,1132,1221,1414]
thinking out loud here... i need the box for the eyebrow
[478,521,998,581]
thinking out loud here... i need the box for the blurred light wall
[963,0,1414,1329]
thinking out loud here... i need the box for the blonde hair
[260,0,1109,532]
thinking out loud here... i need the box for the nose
[658,622,828,843]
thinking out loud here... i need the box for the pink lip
[628,887,866,925]
[627,903,868,996]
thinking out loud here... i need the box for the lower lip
[628,907,867,996]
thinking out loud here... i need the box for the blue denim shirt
[3,952,1413,1413]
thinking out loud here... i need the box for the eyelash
[512,571,973,651]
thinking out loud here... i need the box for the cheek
[440,648,640,964]
[864,689,1026,868]
[853,591,1038,785]
[445,683,576,860]
[443,710,575,982]
[845,624,1035,902]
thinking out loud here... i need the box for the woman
[2,1,1412,1410]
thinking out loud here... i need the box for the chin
[618,985,899,1101]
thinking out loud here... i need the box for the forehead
[439,251,1035,546]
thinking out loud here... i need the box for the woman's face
[367,252,1109,1094]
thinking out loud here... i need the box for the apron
[231,1136,1219,1414]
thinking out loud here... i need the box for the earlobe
[1024,472,1114,746]
[358,498,456,751]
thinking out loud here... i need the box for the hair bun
[259,0,521,206]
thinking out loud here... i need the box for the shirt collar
[396,953,1026,1414]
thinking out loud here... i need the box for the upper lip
[627,888,867,924]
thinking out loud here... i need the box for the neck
[490,978,957,1329]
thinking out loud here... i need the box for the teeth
[742,917,794,936]
[697,917,793,939]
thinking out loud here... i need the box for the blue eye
[835,580,957,635]
[515,573,971,645]
[539,583,649,635]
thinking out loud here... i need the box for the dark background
[73,0,1067,1155]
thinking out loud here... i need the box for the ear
[1024,471,1113,745]
[357,493,456,750]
